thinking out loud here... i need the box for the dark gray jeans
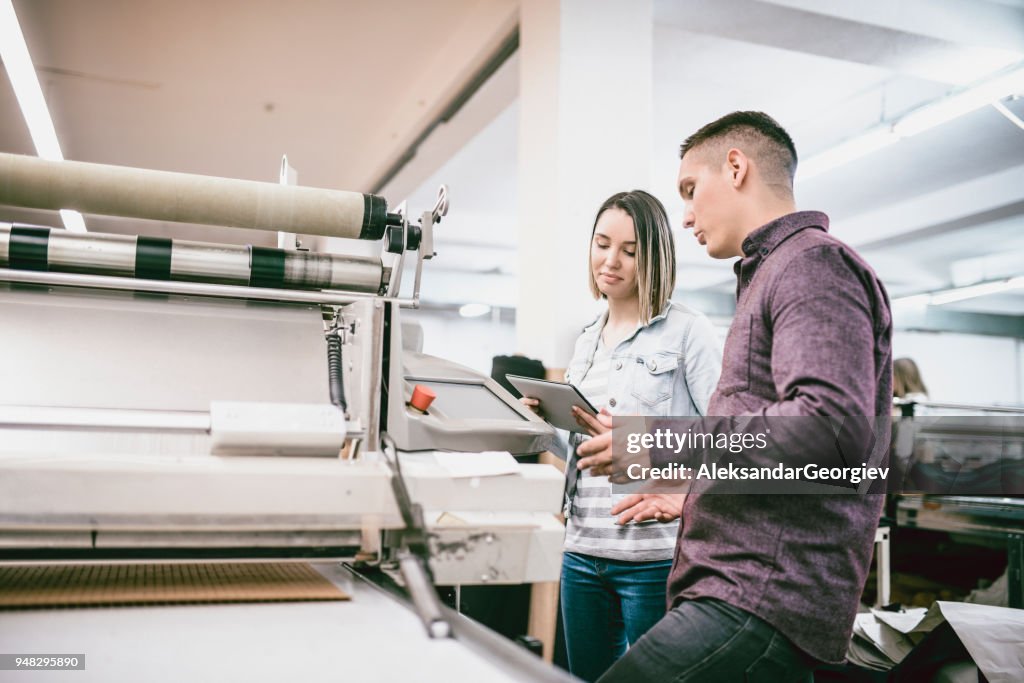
[597,598,816,683]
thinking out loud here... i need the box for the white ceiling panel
[2,0,1022,322]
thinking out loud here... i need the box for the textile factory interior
[0,1,1022,681]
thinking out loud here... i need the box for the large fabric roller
[0,223,385,293]
[0,153,390,240]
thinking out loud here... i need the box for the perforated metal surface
[0,562,348,609]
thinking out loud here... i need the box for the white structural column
[517,0,654,368]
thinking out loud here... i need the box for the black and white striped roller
[0,223,386,293]
[0,153,391,241]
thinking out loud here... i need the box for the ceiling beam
[373,36,519,198]
[835,164,1024,249]
[758,0,1024,54]
[894,307,1024,338]
[353,2,519,193]
[655,0,1023,84]
[687,163,1024,293]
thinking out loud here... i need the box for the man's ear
[726,148,748,188]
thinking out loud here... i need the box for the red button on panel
[410,384,437,412]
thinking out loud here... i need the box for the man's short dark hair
[679,111,798,191]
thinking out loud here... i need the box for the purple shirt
[663,211,893,663]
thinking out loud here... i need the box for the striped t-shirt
[563,339,679,562]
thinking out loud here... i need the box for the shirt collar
[732,211,829,297]
[582,302,672,347]
[740,210,829,259]
[646,304,672,326]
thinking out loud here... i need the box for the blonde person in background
[521,189,722,682]
[893,357,929,411]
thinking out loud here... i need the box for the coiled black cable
[326,332,347,413]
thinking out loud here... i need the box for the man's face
[677,150,743,259]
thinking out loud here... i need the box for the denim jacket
[558,301,723,511]
[564,300,722,419]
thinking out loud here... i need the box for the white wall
[404,309,518,376]
[408,309,1024,407]
[893,330,1023,407]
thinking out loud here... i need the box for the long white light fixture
[0,0,86,232]
[993,100,1024,132]
[797,128,899,181]
[458,303,492,318]
[799,62,1024,182]
[893,66,1024,137]
[892,276,1024,308]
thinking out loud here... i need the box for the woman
[893,357,929,404]
[893,357,930,417]
[523,190,722,682]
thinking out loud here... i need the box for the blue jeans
[560,551,673,683]
[597,598,816,682]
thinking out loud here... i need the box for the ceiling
[0,0,517,243]
[404,0,1024,320]
[1,0,1023,323]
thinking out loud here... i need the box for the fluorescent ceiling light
[893,65,1024,138]
[0,0,86,232]
[458,303,492,318]
[797,128,898,181]
[903,45,1022,86]
[0,0,61,160]
[798,62,1024,182]
[950,248,1024,287]
[892,276,1024,308]
[59,211,88,233]
[58,209,87,233]
[890,293,932,310]
[928,276,1024,306]
[993,100,1024,131]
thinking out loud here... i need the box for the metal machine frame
[892,399,1024,608]
[0,154,565,679]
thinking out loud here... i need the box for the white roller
[0,153,389,240]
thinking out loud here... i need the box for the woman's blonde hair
[588,190,676,324]
[893,357,928,398]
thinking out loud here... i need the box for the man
[576,111,893,681]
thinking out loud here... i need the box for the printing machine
[0,153,573,681]
[890,400,1024,609]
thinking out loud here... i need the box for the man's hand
[611,494,686,524]
[577,415,654,483]
[575,413,615,475]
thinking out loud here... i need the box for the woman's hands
[519,396,542,415]
[520,391,679,524]
[523,398,680,524]
[574,408,683,523]
[520,398,613,440]
[572,406,612,436]
[610,494,685,524]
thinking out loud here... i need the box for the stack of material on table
[846,602,1024,682]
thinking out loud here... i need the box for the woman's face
[591,207,638,301]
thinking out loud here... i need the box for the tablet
[506,374,598,432]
